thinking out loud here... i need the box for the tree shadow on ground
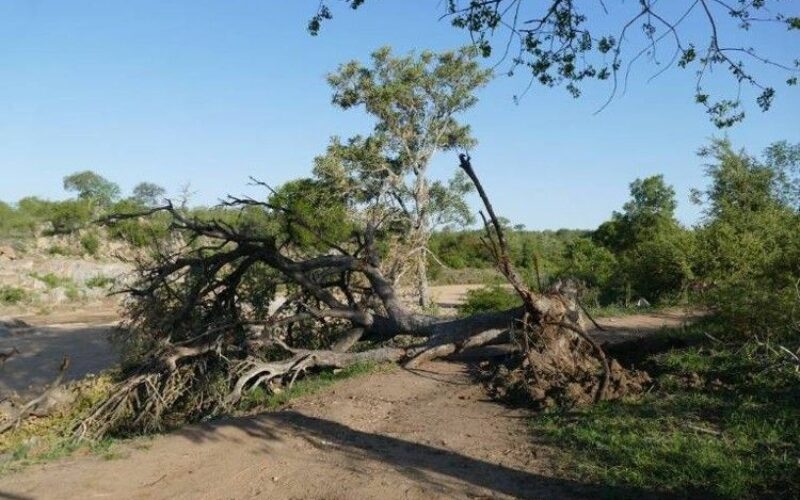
[0,324,117,397]
[177,410,672,499]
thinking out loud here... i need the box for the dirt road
[0,290,692,499]
[0,360,665,500]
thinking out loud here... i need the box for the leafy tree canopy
[132,182,167,207]
[311,1,800,128]
[319,46,491,305]
[63,170,121,208]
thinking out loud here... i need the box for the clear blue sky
[0,1,797,229]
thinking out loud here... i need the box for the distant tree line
[0,171,169,247]
[444,138,800,340]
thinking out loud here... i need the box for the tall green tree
[594,175,693,304]
[693,139,800,338]
[317,46,491,306]
[132,182,167,207]
[63,170,120,209]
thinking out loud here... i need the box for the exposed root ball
[484,326,651,408]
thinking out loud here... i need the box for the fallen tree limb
[0,356,70,434]
[73,154,647,439]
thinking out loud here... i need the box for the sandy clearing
[0,361,662,500]
[0,286,695,499]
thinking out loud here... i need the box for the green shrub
[691,139,800,340]
[0,286,27,305]
[45,200,92,234]
[80,232,101,256]
[457,285,521,316]
[46,245,74,257]
[0,201,38,238]
[106,200,171,248]
[85,275,115,288]
[30,272,73,289]
[64,284,81,302]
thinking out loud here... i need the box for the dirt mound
[483,326,652,408]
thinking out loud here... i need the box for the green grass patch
[0,362,388,474]
[532,321,800,498]
[85,274,115,288]
[0,374,123,474]
[29,272,73,289]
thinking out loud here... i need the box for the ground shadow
[177,410,672,499]
[0,491,34,500]
[0,324,118,397]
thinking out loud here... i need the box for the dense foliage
[2,137,797,345]
[535,320,800,497]
[311,1,800,128]
[692,139,800,340]
[440,139,800,344]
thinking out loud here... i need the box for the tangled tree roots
[74,154,650,440]
[485,324,651,408]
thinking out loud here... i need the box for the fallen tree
[77,156,648,439]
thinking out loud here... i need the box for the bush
[46,245,74,257]
[85,275,115,288]
[430,267,504,286]
[64,284,82,302]
[457,285,521,316]
[30,272,73,289]
[80,232,101,256]
[691,139,800,340]
[106,200,171,248]
[45,200,92,234]
[0,286,27,305]
[0,202,38,238]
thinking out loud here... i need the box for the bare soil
[0,287,693,499]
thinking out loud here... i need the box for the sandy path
[0,291,693,499]
[0,361,634,500]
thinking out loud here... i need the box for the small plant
[29,272,73,289]
[64,284,82,302]
[45,245,73,257]
[85,275,115,288]
[79,232,101,256]
[457,285,521,316]
[0,286,27,305]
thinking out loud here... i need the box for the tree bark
[416,251,431,308]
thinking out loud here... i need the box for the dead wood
[73,157,648,440]
[0,356,70,434]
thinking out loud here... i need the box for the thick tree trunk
[76,156,649,441]
[416,252,431,308]
[412,161,432,309]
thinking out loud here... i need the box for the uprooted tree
[76,154,648,440]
